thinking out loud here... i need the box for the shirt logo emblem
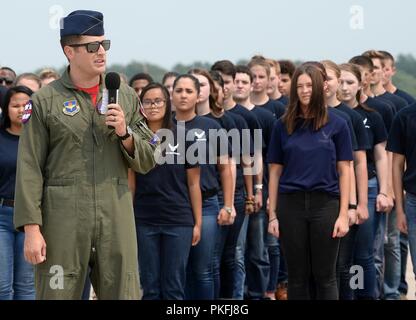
[363,118,370,128]
[195,131,206,141]
[63,100,80,116]
[167,143,180,155]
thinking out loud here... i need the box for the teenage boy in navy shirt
[380,51,415,105]
[233,65,276,299]
[248,57,286,119]
[363,50,408,114]
[266,59,288,106]
[387,104,416,299]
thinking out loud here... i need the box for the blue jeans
[136,222,193,300]
[278,248,288,283]
[373,207,387,299]
[383,208,401,299]
[214,190,245,299]
[233,214,249,299]
[399,232,409,294]
[0,206,35,300]
[186,195,219,300]
[266,233,280,292]
[246,209,269,299]
[337,224,358,300]
[354,177,384,299]
[405,192,416,288]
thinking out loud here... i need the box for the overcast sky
[1,0,415,74]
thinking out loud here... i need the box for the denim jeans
[233,214,249,299]
[399,232,409,295]
[266,232,280,292]
[0,206,35,300]
[186,195,219,300]
[354,177,383,299]
[214,190,246,299]
[246,208,270,299]
[278,191,340,300]
[383,208,401,299]
[278,247,288,283]
[136,222,193,300]
[373,207,387,299]
[405,192,416,289]
[337,224,358,300]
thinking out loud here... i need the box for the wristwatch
[223,206,232,215]
[118,126,132,140]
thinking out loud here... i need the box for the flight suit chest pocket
[43,178,76,213]
[47,114,83,144]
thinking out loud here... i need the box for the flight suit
[14,68,157,299]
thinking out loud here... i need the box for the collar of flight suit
[60,66,105,92]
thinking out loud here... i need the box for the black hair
[279,60,296,77]
[211,60,236,79]
[235,65,254,83]
[1,86,33,129]
[139,83,172,130]
[129,73,154,87]
[172,74,201,95]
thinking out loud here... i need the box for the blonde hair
[321,60,341,79]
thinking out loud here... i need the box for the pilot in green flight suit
[13,10,157,299]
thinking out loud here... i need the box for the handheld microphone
[105,72,120,104]
[105,72,121,129]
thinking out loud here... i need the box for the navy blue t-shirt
[377,92,408,113]
[353,105,388,179]
[173,115,228,197]
[257,99,286,119]
[276,95,289,106]
[0,128,19,199]
[334,102,371,151]
[394,89,416,105]
[267,112,353,195]
[205,112,245,190]
[229,104,264,149]
[329,107,358,151]
[386,105,416,195]
[226,111,254,190]
[365,96,395,133]
[251,106,277,193]
[134,126,198,226]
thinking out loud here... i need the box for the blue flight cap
[60,10,104,38]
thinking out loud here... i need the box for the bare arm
[254,153,263,212]
[242,154,254,214]
[354,150,369,224]
[333,161,350,238]
[348,160,358,226]
[268,163,283,238]
[187,167,202,246]
[374,142,392,212]
[392,153,407,233]
[217,156,234,225]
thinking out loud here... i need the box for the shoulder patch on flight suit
[63,100,80,116]
[22,100,33,124]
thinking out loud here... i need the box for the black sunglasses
[0,77,13,85]
[69,40,111,53]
